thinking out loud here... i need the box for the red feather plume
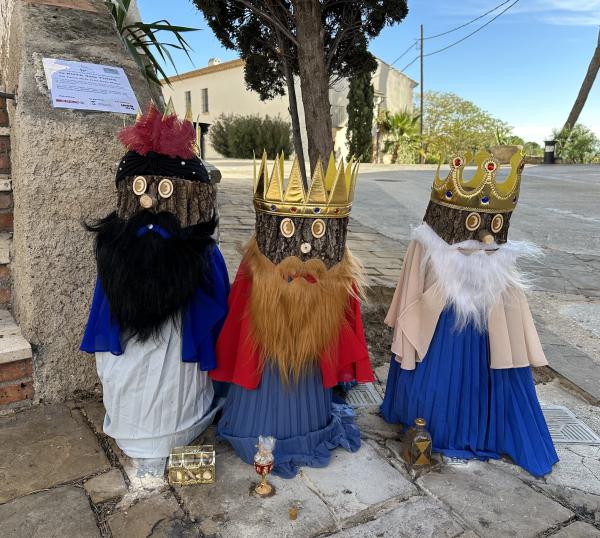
[118,104,197,159]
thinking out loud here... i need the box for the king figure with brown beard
[210,154,374,478]
[80,105,229,465]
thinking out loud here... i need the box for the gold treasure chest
[167,445,216,486]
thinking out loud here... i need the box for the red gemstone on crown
[487,162,496,171]
[290,207,297,213]
[453,158,462,167]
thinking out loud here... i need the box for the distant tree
[377,110,421,164]
[552,124,600,164]
[193,1,408,181]
[346,71,375,162]
[423,91,511,160]
[523,141,543,157]
[210,114,292,159]
[495,127,524,146]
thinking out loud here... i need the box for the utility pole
[420,24,424,164]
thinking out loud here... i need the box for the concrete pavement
[1,161,599,537]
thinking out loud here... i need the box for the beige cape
[385,239,547,370]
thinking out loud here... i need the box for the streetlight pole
[420,24,424,164]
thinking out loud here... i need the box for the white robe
[96,318,219,458]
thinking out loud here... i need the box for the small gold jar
[408,418,432,467]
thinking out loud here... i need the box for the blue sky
[138,0,600,145]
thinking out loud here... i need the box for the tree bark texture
[562,29,600,134]
[294,0,334,172]
[280,41,308,186]
[117,176,216,227]
[255,212,348,268]
[423,202,512,245]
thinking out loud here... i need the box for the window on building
[184,90,191,112]
[201,88,209,113]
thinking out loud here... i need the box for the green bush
[209,114,293,159]
[552,124,600,164]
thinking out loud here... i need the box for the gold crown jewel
[253,152,359,218]
[431,150,525,213]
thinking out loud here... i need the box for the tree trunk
[280,42,308,186]
[255,212,348,268]
[562,29,600,134]
[423,202,512,245]
[293,0,334,172]
[117,177,216,227]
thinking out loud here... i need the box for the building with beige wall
[162,57,417,161]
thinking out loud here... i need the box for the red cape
[210,262,374,389]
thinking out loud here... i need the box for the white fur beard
[412,223,541,330]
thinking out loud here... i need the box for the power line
[423,0,513,40]
[424,0,520,58]
[398,0,520,72]
[390,41,417,67]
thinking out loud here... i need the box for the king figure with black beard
[210,154,374,478]
[81,105,229,462]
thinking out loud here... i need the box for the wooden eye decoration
[280,218,295,238]
[465,212,481,231]
[491,214,504,233]
[158,179,174,199]
[311,219,326,239]
[132,176,147,196]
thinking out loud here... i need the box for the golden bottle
[408,418,432,467]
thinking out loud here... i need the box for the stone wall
[2,0,152,402]
[0,0,15,85]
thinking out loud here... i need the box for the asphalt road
[352,165,600,257]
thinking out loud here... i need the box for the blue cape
[80,247,230,371]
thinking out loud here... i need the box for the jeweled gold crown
[253,152,358,218]
[431,150,525,213]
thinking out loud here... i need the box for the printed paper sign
[42,58,139,115]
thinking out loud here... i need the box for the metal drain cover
[347,383,383,408]
[541,405,600,445]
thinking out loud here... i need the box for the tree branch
[231,0,299,46]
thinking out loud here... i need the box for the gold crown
[253,152,358,218]
[431,150,524,213]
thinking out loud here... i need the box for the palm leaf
[106,1,198,86]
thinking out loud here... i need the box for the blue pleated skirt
[381,307,559,477]
[217,366,361,478]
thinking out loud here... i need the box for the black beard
[85,211,217,341]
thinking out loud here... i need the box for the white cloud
[522,1,600,25]
[542,14,600,25]
[447,0,600,26]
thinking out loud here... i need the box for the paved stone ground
[1,162,600,537]
[1,381,600,537]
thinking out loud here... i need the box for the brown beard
[244,238,366,384]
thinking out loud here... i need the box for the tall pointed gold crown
[253,152,358,218]
[431,150,525,213]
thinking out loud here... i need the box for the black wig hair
[86,211,217,341]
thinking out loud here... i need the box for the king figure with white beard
[381,151,559,477]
